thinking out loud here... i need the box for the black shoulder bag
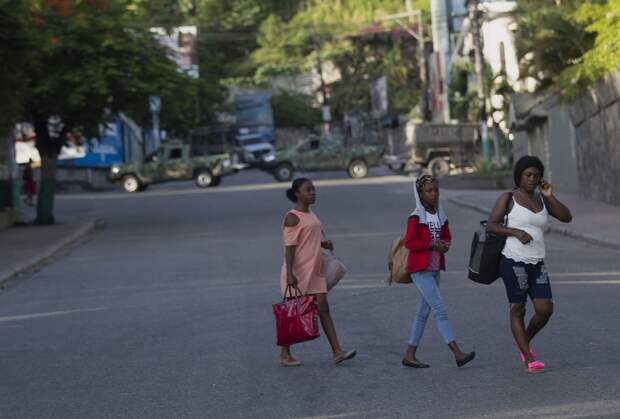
[467,192,512,285]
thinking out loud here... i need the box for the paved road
[1,178,620,418]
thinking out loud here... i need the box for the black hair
[286,177,311,202]
[513,155,545,187]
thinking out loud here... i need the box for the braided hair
[416,174,437,192]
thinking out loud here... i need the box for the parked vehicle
[384,122,480,177]
[260,135,384,182]
[108,142,233,192]
[190,125,274,169]
[235,128,275,167]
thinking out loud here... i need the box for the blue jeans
[408,271,456,346]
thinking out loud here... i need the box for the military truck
[108,142,233,192]
[260,135,384,182]
[384,122,480,177]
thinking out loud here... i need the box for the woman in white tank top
[487,156,572,374]
[502,194,548,264]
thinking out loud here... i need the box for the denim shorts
[499,255,553,304]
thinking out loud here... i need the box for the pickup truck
[108,142,233,192]
[260,135,384,182]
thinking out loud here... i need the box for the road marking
[101,231,406,245]
[467,399,620,419]
[57,176,412,201]
[554,280,620,285]
[346,271,620,278]
[327,231,403,239]
[296,411,382,419]
[552,271,620,277]
[338,284,384,289]
[0,307,106,323]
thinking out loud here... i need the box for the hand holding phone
[539,179,553,197]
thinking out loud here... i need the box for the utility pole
[468,0,491,171]
[406,0,430,121]
[312,35,331,134]
[430,0,451,122]
[149,95,161,150]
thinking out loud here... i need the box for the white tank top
[502,196,548,264]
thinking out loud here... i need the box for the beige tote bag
[387,236,411,284]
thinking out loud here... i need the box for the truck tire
[347,160,368,179]
[273,163,294,182]
[388,163,406,173]
[210,175,222,187]
[427,157,451,177]
[121,174,141,193]
[195,170,214,188]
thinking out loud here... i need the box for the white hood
[410,179,448,226]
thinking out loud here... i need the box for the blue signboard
[57,121,124,168]
[234,92,275,143]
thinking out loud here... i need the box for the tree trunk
[35,153,57,225]
[32,114,61,225]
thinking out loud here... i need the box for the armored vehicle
[108,142,233,192]
[260,135,384,182]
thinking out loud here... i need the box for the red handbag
[273,285,320,346]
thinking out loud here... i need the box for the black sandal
[456,352,476,367]
[402,358,430,368]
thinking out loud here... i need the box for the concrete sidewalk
[0,214,98,287]
[449,189,620,252]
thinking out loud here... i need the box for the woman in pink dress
[279,178,356,367]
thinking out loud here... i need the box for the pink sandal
[527,360,545,373]
[513,341,537,362]
[519,348,537,362]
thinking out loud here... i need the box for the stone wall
[569,69,620,205]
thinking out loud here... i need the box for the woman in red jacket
[401,175,475,368]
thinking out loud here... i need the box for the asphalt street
[1,173,620,419]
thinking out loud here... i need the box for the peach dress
[280,209,327,296]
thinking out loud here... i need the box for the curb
[449,197,620,252]
[0,220,100,288]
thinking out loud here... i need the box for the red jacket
[404,215,452,273]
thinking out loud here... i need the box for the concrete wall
[511,93,593,198]
[568,69,620,205]
[545,100,579,194]
[511,68,620,205]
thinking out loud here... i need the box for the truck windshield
[238,138,266,146]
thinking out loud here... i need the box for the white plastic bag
[321,249,347,291]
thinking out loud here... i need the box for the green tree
[512,0,596,91]
[558,0,620,97]
[0,1,32,136]
[194,0,302,92]
[24,0,196,224]
[253,0,430,118]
